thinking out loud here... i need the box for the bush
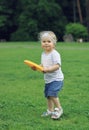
[65,23,88,41]
[11,19,38,41]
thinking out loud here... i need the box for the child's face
[41,38,55,53]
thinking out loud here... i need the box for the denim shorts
[44,81,63,98]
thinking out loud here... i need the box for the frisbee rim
[24,60,43,72]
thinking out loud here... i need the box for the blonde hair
[38,31,57,44]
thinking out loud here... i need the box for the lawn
[0,42,89,130]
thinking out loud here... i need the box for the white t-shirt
[41,49,64,83]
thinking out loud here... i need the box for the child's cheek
[41,44,45,49]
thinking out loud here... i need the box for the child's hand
[31,66,37,71]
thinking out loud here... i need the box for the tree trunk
[86,0,89,41]
[77,0,83,24]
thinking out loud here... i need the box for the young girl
[33,31,64,119]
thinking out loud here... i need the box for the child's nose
[45,42,48,44]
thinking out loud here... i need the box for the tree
[0,0,87,41]
[11,0,39,41]
[37,0,67,40]
[11,0,67,41]
[55,0,86,24]
[77,0,83,24]
[86,0,89,41]
[0,0,22,40]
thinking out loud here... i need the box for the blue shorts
[44,81,63,98]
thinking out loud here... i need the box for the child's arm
[43,64,60,73]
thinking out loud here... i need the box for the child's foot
[51,107,63,120]
[41,109,53,117]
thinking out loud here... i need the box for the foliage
[11,0,67,41]
[11,19,38,41]
[65,23,88,41]
[55,0,86,23]
[0,0,88,41]
[0,0,22,40]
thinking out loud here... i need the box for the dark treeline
[0,0,88,41]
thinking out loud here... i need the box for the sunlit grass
[0,42,89,130]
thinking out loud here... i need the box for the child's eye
[43,41,46,43]
[48,40,51,43]
[42,40,51,43]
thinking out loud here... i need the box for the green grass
[0,42,89,130]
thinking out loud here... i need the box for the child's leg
[50,97,61,109]
[50,96,63,119]
[47,97,54,111]
[41,97,54,117]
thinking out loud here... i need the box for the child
[33,31,64,119]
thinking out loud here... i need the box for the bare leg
[50,97,61,109]
[51,97,63,119]
[47,97,54,111]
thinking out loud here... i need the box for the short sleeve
[52,50,61,66]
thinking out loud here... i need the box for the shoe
[41,109,52,117]
[51,107,63,119]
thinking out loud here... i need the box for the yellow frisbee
[24,60,43,72]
